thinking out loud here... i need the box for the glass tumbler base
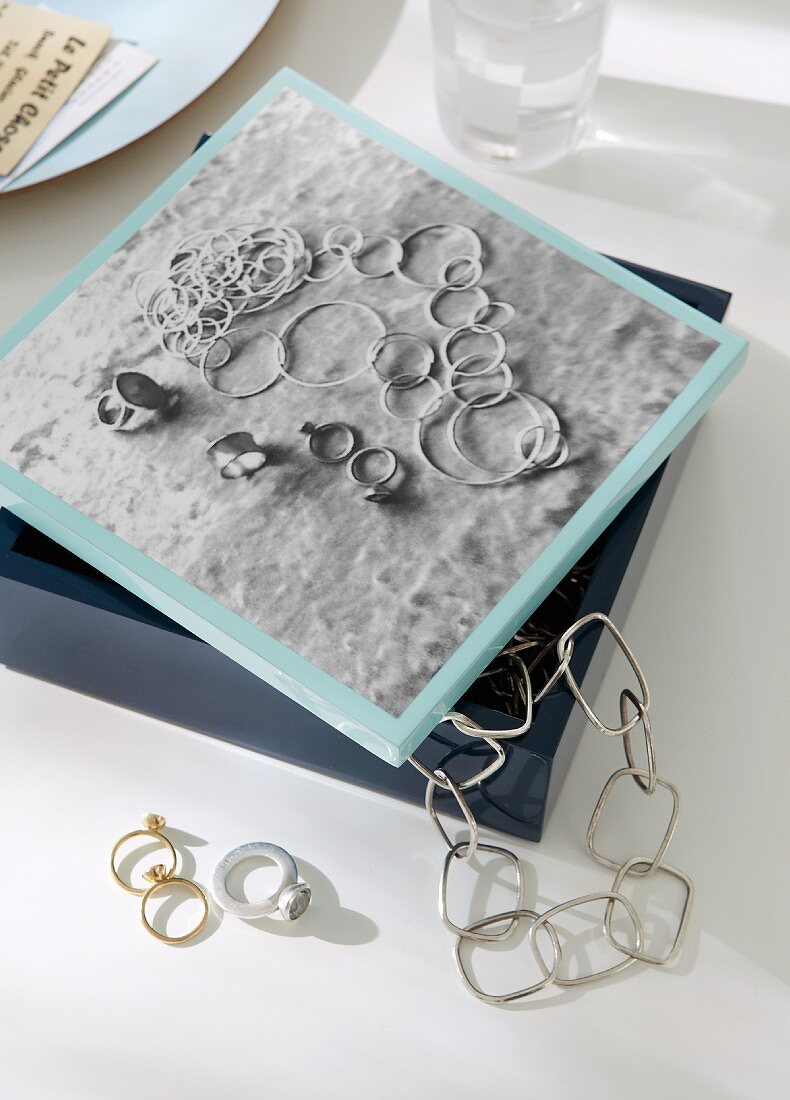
[437,99,587,173]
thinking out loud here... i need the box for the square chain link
[604,857,695,966]
[587,767,680,875]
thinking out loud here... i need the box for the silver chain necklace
[408,611,693,1004]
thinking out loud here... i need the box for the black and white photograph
[0,87,718,716]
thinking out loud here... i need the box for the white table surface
[1,3,788,1097]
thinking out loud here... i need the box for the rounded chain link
[409,612,693,1004]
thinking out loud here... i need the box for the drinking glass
[430,0,611,171]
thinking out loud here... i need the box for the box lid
[0,69,747,765]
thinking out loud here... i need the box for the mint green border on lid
[0,68,748,766]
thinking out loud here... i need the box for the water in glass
[431,0,610,171]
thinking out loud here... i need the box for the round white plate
[4,0,280,192]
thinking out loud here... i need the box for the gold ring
[110,828,177,895]
[140,877,210,944]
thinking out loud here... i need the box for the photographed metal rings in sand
[133,269,167,312]
[199,329,284,398]
[194,332,233,372]
[416,389,551,486]
[144,282,198,329]
[346,446,398,486]
[278,300,386,387]
[426,284,490,329]
[527,431,569,469]
[158,319,207,360]
[129,218,569,493]
[473,300,515,332]
[323,223,364,257]
[392,367,514,427]
[234,230,311,312]
[304,246,349,283]
[366,332,434,387]
[379,373,445,421]
[160,324,204,361]
[239,246,312,311]
[96,372,174,432]
[512,391,569,469]
[448,393,548,473]
[350,234,404,278]
[299,421,356,463]
[185,299,236,348]
[395,223,483,288]
[440,324,507,376]
[211,842,311,921]
[447,359,515,409]
[136,224,311,362]
[438,254,483,290]
[206,432,267,479]
[346,446,399,504]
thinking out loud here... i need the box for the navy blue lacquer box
[0,262,730,842]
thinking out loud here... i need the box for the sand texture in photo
[0,90,717,715]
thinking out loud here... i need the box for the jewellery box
[0,69,746,789]
[0,263,730,841]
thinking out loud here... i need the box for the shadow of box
[0,260,730,842]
